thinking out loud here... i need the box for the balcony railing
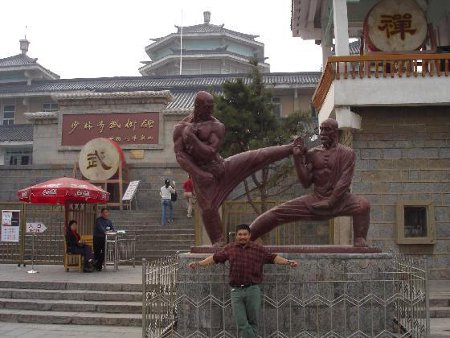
[312,53,450,111]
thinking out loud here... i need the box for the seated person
[66,220,94,272]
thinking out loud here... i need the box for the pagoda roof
[175,23,258,40]
[0,53,60,79]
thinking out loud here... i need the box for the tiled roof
[332,40,361,56]
[0,73,320,113]
[53,90,172,100]
[0,54,37,67]
[0,72,320,96]
[0,53,60,79]
[176,23,258,40]
[0,124,33,142]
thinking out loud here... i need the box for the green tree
[214,62,313,214]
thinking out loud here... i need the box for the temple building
[292,0,450,278]
[139,11,270,76]
[0,16,320,211]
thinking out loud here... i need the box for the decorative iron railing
[142,254,429,338]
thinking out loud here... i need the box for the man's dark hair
[100,207,109,213]
[68,220,77,227]
[235,223,251,233]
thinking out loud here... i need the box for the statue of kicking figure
[173,91,298,246]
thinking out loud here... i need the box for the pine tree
[214,61,314,214]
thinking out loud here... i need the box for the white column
[322,43,332,67]
[332,0,350,56]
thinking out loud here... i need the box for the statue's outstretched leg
[250,196,314,240]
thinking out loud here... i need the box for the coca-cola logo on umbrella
[42,189,57,196]
[76,190,90,197]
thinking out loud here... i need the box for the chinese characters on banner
[1,210,20,242]
[61,113,159,146]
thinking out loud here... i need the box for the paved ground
[0,264,142,284]
[1,265,449,337]
[0,322,141,338]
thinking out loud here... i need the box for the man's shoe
[83,268,93,273]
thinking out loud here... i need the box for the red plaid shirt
[213,241,276,286]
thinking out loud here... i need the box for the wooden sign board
[122,180,140,201]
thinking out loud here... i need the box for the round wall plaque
[78,138,124,181]
[365,0,427,52]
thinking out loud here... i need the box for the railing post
[142,258,147,338]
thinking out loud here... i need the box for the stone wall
[353,106,450,279]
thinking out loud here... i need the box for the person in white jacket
[160,179,175,225]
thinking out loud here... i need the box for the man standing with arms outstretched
[174,91,297,246]
[250,118,371,247]
[189,224,297,338]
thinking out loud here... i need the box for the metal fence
[142,256,179,338]
[0,202,97,265]
[142,254,429,338]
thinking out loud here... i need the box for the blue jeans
[161,199,173,225]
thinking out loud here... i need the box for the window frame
[2,104,15,125]
[42,103,59,112]
[396,201,435,244]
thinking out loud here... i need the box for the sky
[0,0,323,79]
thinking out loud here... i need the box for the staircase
[109,208,196,261]
[430,290,450,318]
[0,280,141,326]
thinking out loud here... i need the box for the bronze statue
[173,91,296,246]
[250,118,370,247]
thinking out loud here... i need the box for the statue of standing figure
[174,91,370,247]
[250,118,370,247]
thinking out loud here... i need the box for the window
[42,103,59,112]
[5,149,32,166]
[2,105,15,125]
[396,201,435,244]
[272,97,281,118]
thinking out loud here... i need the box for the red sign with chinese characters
[61,113,159,146]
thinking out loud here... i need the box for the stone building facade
[292,0,450,278]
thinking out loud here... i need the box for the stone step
[0,280,141,292]
[430,306,450,318]
[0,288,141,302]
[0,298,141,314]
[0,308,141,326]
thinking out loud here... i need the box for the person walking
[189,223,298,338]
[182,175,194,218]
[93,207,115,271]
[160,179,175,225]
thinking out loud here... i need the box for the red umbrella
[17,177,109,205]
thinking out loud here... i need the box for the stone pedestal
[176,250,399,337]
